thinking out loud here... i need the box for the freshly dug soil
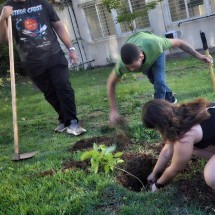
[71,134,132,152]
[63,136,215,213]
[175,168,215,213]
[116,152,156,192]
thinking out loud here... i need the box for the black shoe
[165,92,177,104]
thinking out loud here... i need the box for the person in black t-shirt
[142,98,215,192]
[0,0,86,136]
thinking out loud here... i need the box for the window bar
[128,0,137,30]
[111,9,121,35]
[204,0,211,15]
[165,0,173,24]
[101,5,111,36]
[95,4,105,37]
[184,0,190,19]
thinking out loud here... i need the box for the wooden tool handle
[8,16,19,156]
[200,31,215,92]
[205,49,215,92]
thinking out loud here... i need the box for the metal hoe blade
[13,151,38,161]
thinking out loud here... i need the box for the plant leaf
[93,143,98,151]
[80,151,93,161]
[91,159,99,174]
[114,152,123,157]
[104,165,110,174]
[116,159,124,164]
[106,144,116,154]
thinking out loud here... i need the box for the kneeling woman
[142,98,215,192]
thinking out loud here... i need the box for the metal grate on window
[168,0,207,22]
[97,4,117,37]
[117,0,150,33]
[83,3,116,40]
[130,0,150,29]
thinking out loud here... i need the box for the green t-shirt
[114,31,171,77]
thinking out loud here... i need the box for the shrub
[81,143,124,174]
[0,45,25,77]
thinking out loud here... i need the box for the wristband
[155,181,165,189]
[68,47,75,51]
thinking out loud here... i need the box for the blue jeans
[147,53,172,99]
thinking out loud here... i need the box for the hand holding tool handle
[200,31,215,92]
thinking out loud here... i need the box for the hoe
[8,16,37,161]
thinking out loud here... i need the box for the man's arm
[170,39,212,64]
[52,21,78,64]
[107,70,121,124]
[0,6,13,44]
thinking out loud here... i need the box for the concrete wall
[55,1,215,68]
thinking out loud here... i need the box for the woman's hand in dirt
[151,183,159,192]
[147,172,157,185]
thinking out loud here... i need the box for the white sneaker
[66,120,86,136]
[172,98,177,104]
[54,123,67,133]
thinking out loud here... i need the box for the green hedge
[0,45,25,77]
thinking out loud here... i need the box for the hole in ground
[116,152,156,192]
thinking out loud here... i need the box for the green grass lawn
[0,55,215,215]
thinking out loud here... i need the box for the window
[167,0,214,22]
[210,0,215,12]
[130,0,150,29]
[119,0,150,33]
[83,3,116,40]
[83,0,150,40]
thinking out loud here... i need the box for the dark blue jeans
[147,53,172,99]
[31,50,77,126]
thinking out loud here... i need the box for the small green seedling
[81,143,124,174]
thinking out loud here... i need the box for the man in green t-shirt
[107,31,212,124]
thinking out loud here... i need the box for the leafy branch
[101,0,121,12]
[101,0,162,31]
[117,1,159,23]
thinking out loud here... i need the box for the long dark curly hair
[142,98,212,142]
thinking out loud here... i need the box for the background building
[54,0,215,68]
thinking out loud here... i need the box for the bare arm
[0,6,13,44]
[147,143,174,184]
[107,70,121,123]
[170,39,211,64]
[52,21,78,64]
[156,136,194,186]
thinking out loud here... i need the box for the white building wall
[55,1,215,68]
[166,18,215,50]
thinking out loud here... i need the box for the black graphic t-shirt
[4,0,61,69]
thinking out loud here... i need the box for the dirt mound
[71,134,132,151]
[176,172,215,213]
